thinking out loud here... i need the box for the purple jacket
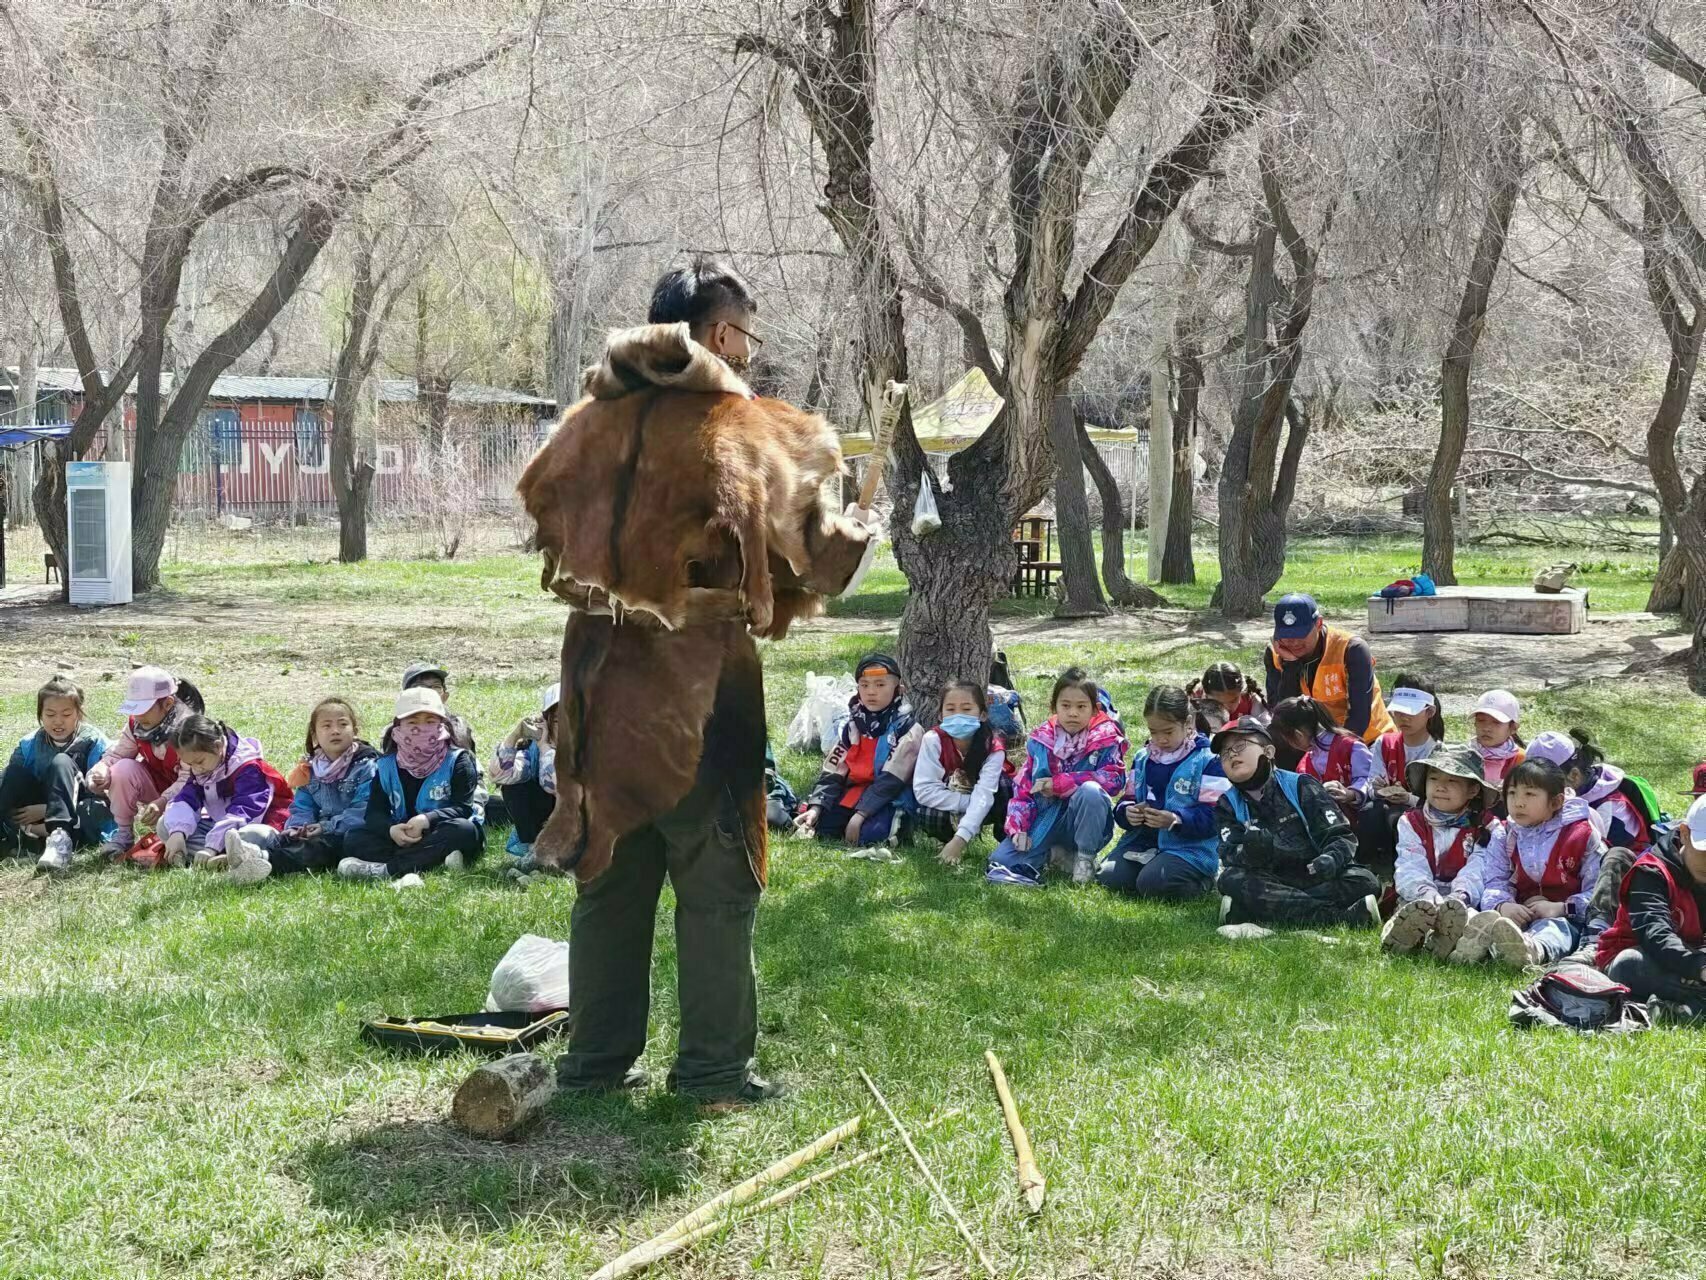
[161,730,274,848]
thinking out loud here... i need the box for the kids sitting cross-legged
[913,681,1009,867]
[1380,747,1499,958]
[1452,759,1605,969]
[1594,793,1706,1022]
[797,654,922,849]
[1213,716,1382,928]
[84,666,204,859]
[222,697,378,885]
[157,716,293,870]
[1097,685,1227,901]
[986,668,1127,888]
[0,676,111,875]
[490,683,560,860]
[339,687,485,880]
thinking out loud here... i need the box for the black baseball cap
[1211,716,1274,753]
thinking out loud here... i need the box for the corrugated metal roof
[8,367,555,408]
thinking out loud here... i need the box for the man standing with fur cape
[519,259,878,1106]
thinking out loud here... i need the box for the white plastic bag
[786,672,855,753]
[484,934,571,1012]
[910,477,942,537]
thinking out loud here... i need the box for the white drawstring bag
[484,934,571,1012]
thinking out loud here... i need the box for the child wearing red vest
[1191,662,1267,736]
[912,681,1009,865]
[1595,794,1706,1021]
[1453,759,1604,968]
[1381,746,1500,958]
[1470,689,1527,788]
[1270,697,1372,815]
[84,666,205,858]
[1358,675,1449,869]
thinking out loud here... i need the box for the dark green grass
[0,534,1700,1278]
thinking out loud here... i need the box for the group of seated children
[1,662,510,885]
[788,648,1706,1014]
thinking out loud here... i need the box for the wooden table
[1012,517,1061,597]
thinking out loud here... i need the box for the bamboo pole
[858,1068,997,1278]
[985,1049,1046,1214]
[586,1115,862,1280]
[585,1110,964,1280]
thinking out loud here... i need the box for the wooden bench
[1367,586,1587,636]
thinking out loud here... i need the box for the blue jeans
[1525,916,1581,963]
[988,783,1114,879]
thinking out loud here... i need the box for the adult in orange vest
[1262,594,1395,746]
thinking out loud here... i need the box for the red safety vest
[1378,731,1408,785]
[1299,735,1355,787]
[1595,852,1705,968]
[1509,819,1595,904]
[1401,808,1478,883]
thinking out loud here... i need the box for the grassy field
[0,528,1702,1280]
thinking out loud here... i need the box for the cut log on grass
[586,1109,964,1280]
[859,1068,997,1278]
[985,1050,1045,1214]
[450,1053,556,1139]
[588,1114,862,1280]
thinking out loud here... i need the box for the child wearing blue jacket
[1,676,111,875]
[222,697,378,885]
[1097,685,1228,900]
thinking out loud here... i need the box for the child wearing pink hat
[1470,689,1526,787]
[84,666,205,858]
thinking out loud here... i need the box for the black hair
[1270,696,1352,747]
[1143,684,1194,726]
[1566,728,1607,778]
[36,675,85,719]
[1505,758,1567,800]
[174,714,228,756]
[1200,661,1259,699]
[989,649,1014,690]
[647,257,757,331]
[1386,670,1447,743]
[174,678,206,715]
[942,680,996,785]
[1050,666,1101,712]
[305,697,361,757]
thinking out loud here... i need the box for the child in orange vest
[1470,689,1526,787]
[1452,759,1604,968]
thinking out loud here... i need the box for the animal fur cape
[516,323,871,882]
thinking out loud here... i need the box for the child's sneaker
[1380,900,1434,954]
[1219,894,1239,925]
[224,830,272,886]
[1428,897,1471,959]
[1343,894,1381,929]
[337,857,391,881]
[35,829,73,877]
[161,844,189,870]
[444,851,467,873]
[191,848,224,870]
[1486,916,1540,969]
[1072,851,1095,885]
[1449,910,1500,964]
[97,831,133,862]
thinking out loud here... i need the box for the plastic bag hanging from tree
[911,473,942,537]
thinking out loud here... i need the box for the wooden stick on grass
[985,1049,1046,1214]
[859,1068,997,1278]
[587,1115,862,1280]
[585,1109,964,1280]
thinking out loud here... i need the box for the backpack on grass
[1509,964,1651,1034]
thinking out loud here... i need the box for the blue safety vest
[375,750,465,824]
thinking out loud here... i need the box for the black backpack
[1509,964,1651,1034]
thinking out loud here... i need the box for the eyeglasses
[1217,739,1262,759]
[724,321,764,349]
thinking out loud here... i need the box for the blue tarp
[0,422,71,449]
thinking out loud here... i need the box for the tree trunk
[1047,393,1108,617]
[1650,547,1685,614]
[1080,418,1167,607]
[1422,145,1520,586]
[1162,339,1201,583]
[6,340,39,527]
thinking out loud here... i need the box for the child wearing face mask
[1451,759,1604,968]
[1212,716,1382,928]
[157,716,293,870]
[1097,685,1227,900]
[912,681,1009,866]
[986,667,1127,888]
[0,676,110,875]
[339,687,485,880]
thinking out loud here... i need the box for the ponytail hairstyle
[1386,670,1447,743]
[1143,684,1194,726]
[1050,666,1102,713]
[943,680,996,783]
[1505,758,1567,801]
[304,697,362,757]
[1200,661,1260,700]
[173,714,229,757]
[1270,696,1350,749]
[1566,728,1607,784]
[35,675,86,719]
[173,677,206,716]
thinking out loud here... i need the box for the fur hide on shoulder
[517,322,872,884]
